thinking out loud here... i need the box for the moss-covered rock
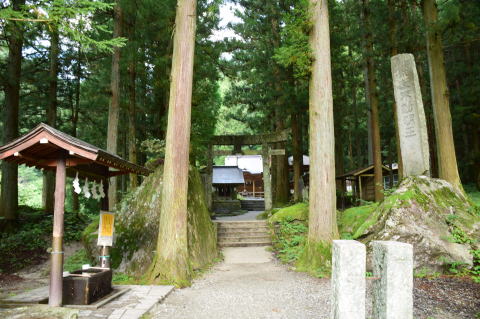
[82,165,218,279]
[337,203,378,239]
[357,176,480,272]
[269,203,308,223]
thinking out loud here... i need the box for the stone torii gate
[206,129,290,211]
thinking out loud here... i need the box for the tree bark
[292,111,303,202]
[127,12,138,189]
[387,0,403,179]
[0,0,25,223]
[43,28,59,214]
[148,0,196,286]
[270,5,289,206]
[361,0,383,202]
[71,44,82,212]
[307,0,338,243]
[106,0,123,209]
[422,0,461,187]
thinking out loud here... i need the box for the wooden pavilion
[336,164,395,202]
[0,123,150,306]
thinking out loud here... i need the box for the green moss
[296,239,332,278]
[337,203,378,239]
[81,165,218,287]
[269,203,308,223]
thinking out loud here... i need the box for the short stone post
[331,240,366,319]
[372,241,413,319]
[391,54,430,177]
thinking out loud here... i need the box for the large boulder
[82,165,218,278]
[356,176,480,272]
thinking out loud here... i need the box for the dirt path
[151,247,479,319]
[152,247,333,319]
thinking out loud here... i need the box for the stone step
[241,207,265,211]
[215,221,267,228]
[218,235,271,243]
[218,241,271,248]
[218,229,269,236]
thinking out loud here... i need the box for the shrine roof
[0,123,151,180]
[212,166,245,184]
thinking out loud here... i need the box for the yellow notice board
[97,212,115,246]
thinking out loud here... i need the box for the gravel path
[151,246,479,319]
[152,247,334,319]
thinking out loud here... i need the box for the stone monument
[391,53,430,176]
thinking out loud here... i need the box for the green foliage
[0,0,126,52]
[0,207,95,273]
[64,249,92,272]
[414,267,440,279]
[274,0,312,78]
[17,166,43,208]
[271,219,308,264]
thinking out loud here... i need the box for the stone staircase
[240,200,265,211]
[215,220,271,247]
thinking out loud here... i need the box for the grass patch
[64,249,92,272]
[465,184,480,210]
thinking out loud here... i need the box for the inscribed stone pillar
[372,241,413,319]
[331,240,366,319]
[391,54,430,176]
[262,143,272,211]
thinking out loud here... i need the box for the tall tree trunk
[107,0,123,209]
[349,47,361,167]
[307,0,338,243]
[43,29,59,214]
[292,111,303,202]
[422,0,461,187]
[387,0,403,179]
[270,5,289,206]
[147,0,196,286]
[127,13,138,189]
[361,0,383,202]
[416,59,439,178]
[71,44,82,212]
[0,0,25,223]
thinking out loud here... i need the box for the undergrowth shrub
[0,206,95,273]
[271,218,307,264]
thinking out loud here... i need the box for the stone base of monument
[357,176,479,272]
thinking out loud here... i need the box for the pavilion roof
[0,123,151,181]
[336,164,393,179]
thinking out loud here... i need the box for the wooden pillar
[253,180,256,198]
[49,155,66,307]
[100,179,110,268]
[262,143,272,211]
[359,176,363,201]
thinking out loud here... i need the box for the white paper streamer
[99,180,106,198]
[73,172,81,194]
[83,178,91,199]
